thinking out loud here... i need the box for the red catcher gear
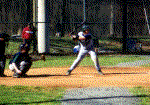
[22,27,33,39]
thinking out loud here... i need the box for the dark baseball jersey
[9,52,32,67]
[0,33,9,57]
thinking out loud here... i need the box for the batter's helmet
[82,25,89,31]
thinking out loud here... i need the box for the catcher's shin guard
[20,61,32,75]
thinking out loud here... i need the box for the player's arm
[72,35,85,40]
[0,34,4,41]
[0,38,4,41]
[75,35,85,40]
[71,32,83,40]
[72,34,91,40]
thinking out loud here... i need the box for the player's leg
[19,61,32,77]
[88,50,103,75]
[9,61,32,78]
[66,49,88,75]
[9,64,15,72]
[0,56,6,77]
[9,63,21,78]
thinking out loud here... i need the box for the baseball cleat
[98,70,104,75]
[13,73,20,78]
[66,70,72,75]
[98,72,103,75]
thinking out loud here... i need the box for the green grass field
[5,55,150,69]
[6,37,150,68]
[0,85,64,105]
[3,39,150,104]
[130,87,150,105]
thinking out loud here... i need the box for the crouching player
[9,44,45,78]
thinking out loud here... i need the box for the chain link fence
[1,0,150,55]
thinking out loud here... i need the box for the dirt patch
[0,67,149,88]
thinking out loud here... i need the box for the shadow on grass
[2,95,149,104]
[59,95,150,102]
[1,99,60,105]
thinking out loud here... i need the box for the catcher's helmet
[82,25,89,31]
[19,44,30,52]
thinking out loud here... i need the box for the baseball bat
[69,20,86,36]
[144,8,150,35]
[142,0,150,35]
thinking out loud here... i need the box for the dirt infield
[0,67,149,88]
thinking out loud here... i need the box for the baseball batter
[66,25,103,75]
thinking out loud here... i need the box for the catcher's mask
[19,44,30,52]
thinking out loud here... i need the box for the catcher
[9,44,45,78]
